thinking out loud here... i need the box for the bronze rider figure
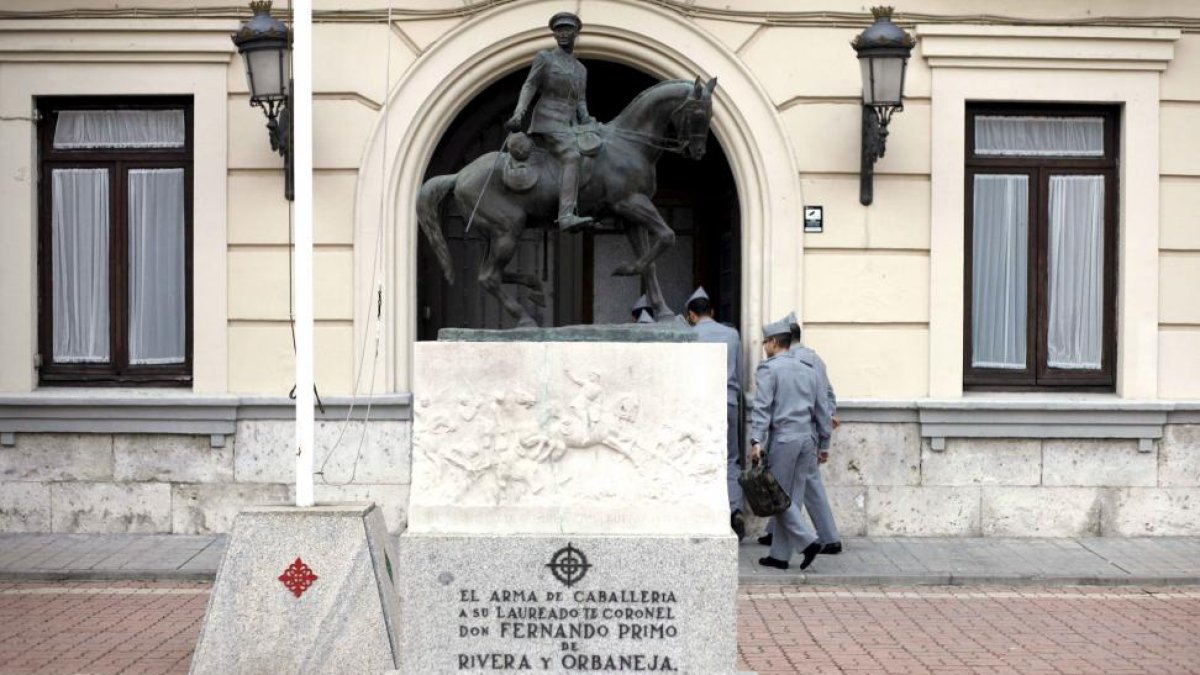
[505,11,596,233]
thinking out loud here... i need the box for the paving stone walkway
[739,536,1200,585]
[2,534,1199,585]
[0,535,223,581]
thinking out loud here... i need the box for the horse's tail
[417,174,457,284]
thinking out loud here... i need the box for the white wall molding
[922,25,1178,400]
[0,24,232,393]
[0,20,238,64]
[0,393,413,448]
[1,393,1181,450]
[0,64,231,393]
[837,397,1195,452]
[916,25,1180,71]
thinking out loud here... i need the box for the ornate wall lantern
[232,0,293,200]
[852,6,915,206]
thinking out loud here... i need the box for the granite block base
[189,503,401,674]
[397,533,744,674]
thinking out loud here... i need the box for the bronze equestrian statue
[418,11,717,327]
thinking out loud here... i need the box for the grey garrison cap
[761,312,795,338]
[785,311,802,339]
[687,286,709,303]
[632,294,652,313]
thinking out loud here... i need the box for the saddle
[501,125,602,193]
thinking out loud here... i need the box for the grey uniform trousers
[764,460,840,544]
[805,468,840,544]
[766,438,819,562]
[726,401,743,514]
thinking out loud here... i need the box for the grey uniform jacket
[692,318,741,405]
[514,48,591,135]
[749,352,834,450]
[788,346,836,414]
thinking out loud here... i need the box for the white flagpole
[293,0,315,507]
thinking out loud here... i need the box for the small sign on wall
[804,205,823,233]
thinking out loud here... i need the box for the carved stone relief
[409,342,729,535]
[413,365,721,507]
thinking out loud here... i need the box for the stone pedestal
[399,338,746,674]
[190,504,401,674]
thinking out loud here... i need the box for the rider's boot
[557,155,593,233]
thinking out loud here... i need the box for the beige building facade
[0,0,1198,537]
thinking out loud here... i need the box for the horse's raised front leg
[479,229,538,328]
[610,194,676,279]
[621,224,673,321]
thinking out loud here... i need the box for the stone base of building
[189,503,402,674]
[0,419,411,534]
[776,422,1200,538]
[1,419,1197,537]
[396,533,741,675]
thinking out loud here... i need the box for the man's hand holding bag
[738,449,791,517]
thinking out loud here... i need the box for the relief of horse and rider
[418,11,718,328]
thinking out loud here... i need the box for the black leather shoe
[758,556,789,570]
[731,511,746,542]
[757,533,773,546]
[820,542,842,555]
[799,542,821,570]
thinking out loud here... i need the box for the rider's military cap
[549,12,582,31]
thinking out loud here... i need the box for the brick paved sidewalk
[738,585,1200,674]
[3,534,1200,585]
[1,582,1198,674]
[0,581,209,675]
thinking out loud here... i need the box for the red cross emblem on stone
[279,557,318,598]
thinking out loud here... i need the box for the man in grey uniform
[685,287,745,540]
[759,316,843,554]
[788,319,842,554]
[749,314,833,571]
[505,12,596,232]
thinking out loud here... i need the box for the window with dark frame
[964,103,1119,390]
[36,97,194,386]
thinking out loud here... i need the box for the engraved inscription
[455,585,681,671]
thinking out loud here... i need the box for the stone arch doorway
[416,60,740,338]
[355,0,804,390]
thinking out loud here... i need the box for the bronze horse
[418,77,717,327]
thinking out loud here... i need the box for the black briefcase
[738,462,792,517]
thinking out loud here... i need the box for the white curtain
[1047,175,1104,370]
[52,169,110,363]
[972,174,1028,369]
[976,116,1104,157]
[53,110,185,149]
[128,169,186,365]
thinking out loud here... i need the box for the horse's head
[673,76,717,160]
